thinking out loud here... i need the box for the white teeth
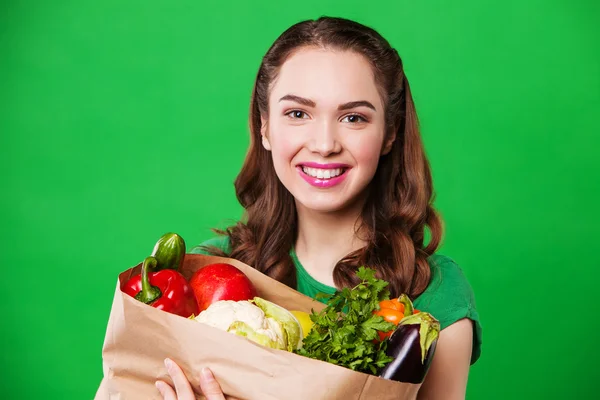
[301,166,344,179]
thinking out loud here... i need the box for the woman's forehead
[269,47,382,109]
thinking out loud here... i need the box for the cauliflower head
[194,299,301,350]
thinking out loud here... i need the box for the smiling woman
[264,47,389,214]
[156,16,482,400]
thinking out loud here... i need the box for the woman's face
[262,47,393,215]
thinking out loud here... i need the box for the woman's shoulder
[187,235,231,255]
[415,253,483,365]
[424,254,475,297]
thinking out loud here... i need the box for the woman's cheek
[269,124,306,158]
[352,136,384,169]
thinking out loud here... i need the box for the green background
[2,0,598,398]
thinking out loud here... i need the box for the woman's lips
[296,163,350,188]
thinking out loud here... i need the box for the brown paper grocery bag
[95,254,420,400]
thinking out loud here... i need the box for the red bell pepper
[122,256,198,318]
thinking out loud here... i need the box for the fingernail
[155,381,164,394]
[201,367,213,381]
[164,358,172,371]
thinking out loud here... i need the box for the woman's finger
[164,358,195,400]
[199,367,227,400]
[155,380,177,400]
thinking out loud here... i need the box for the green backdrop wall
[2,0,598,398]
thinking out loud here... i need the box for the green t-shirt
[189,235,482,364]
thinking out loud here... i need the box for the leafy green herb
[294,267,396,374]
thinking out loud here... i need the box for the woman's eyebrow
[338,101,376,111]
[278,95,376,112]
[279,94,316,107]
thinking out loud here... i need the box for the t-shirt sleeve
[413,255,483,365]
[187,235,231,256]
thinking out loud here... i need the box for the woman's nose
[309,121,342,156]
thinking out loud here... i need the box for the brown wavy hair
[203,16,443,299]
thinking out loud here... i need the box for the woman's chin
[294,196,359,215]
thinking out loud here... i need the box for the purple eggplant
[378,312,440,384]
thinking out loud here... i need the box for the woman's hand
[155,358,239,400]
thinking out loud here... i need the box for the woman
[156,16,482,400]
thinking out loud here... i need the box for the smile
[301,167,344,179]
[296,163,350,188]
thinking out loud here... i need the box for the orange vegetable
[375,299,406,341]
[374,295,422,341]
[375,308,404,325]
[379,299,402,312]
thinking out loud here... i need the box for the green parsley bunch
[294,267,396,374]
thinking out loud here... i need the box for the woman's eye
[342,114,367,123]
[286,110,308,119]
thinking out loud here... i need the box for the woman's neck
[294,201,367,287]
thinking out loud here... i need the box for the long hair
[204,16,443,299]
